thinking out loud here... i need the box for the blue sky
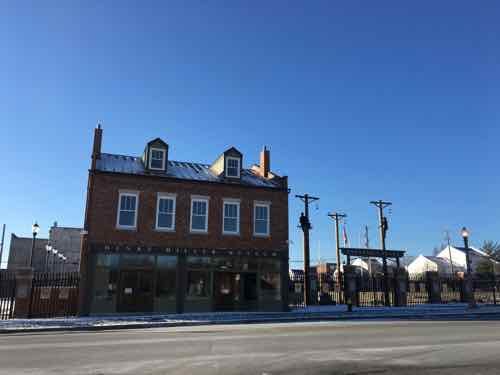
[0,1,499,268]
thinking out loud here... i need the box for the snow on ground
[1,304,499,332]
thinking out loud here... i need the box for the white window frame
[190,196,209,233]
[149,147,166,171]
[155,193,176,231]
[253,201,271,237]
[116,191,139,230]
[225,156,241,178]
[222,199,240,235]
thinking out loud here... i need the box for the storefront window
[187,270,211,299]
[260,272,281,301]
[92,254,120,313]
[156,256,177,300]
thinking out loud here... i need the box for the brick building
[79,126,289,315]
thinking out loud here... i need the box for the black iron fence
[29,272,80,318]
[0,271,16,320]
[289,272,499,308]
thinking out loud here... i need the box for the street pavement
[1,320,500,374]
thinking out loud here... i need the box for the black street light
[461,227,471,275]
[29,222,40,269]
[45,243,53,272]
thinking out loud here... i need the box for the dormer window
[149,148,166,170]
[225,156,240,178]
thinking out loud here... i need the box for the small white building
[437,245,500,274]
[407,255,464,276]
[351,258,382,276]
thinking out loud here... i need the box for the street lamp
[29,222,40,268]
[45,243,53,271]
[51,248,58,272]
[58,253,64,273]
[461,226,477,308]
[461,227,471,275]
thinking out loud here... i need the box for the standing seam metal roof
[95,153,283,189]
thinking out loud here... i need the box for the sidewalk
[2,304,500,333]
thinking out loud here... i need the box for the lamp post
[29,222,40,269]
[58,253,66,273]
[461,226,477,308]
[45,243,53,272]
[461,227,471,275]
[51,248,58,272]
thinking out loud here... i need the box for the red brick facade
[79,127,289,315]
[87,172,289,251]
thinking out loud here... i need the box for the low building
[437,246,500,274]
[79,126,289,315]
[8,224,82,272]
[351,258,383,276]
[7,234,48,271]
[406,255,465,276]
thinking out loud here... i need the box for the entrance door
[118,270,154,313]
[214,272,238,311]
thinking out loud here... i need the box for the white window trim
[225,156,241,178]
[190,196,209,233]
[222,199,240,235]
[116,191,139,230]
[155,193,177,231]
[149,147,166,171]
[253,201,271,237]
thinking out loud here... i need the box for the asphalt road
[1,320,500,375]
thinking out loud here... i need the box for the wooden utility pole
[296,193,319,306]
[370,200,392,307]
[328,212,347,304]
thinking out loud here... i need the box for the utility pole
[328,212,347,304]
[0,224,5,269]
[444,230,454,275]
[296,193,319,306]
[370,200,392,307]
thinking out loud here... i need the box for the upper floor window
[225,156,240,178]
[149,148,166,170]
[190,196,209,233]
[223,199,240,235]
[117,192,138,229]
[156,194,176,231]
[254,202,270,236]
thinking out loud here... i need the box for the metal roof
[95,153,283,189]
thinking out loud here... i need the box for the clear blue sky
[1,1,499,268]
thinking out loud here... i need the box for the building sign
[40,287,51,300]
[340,247,405,258]
[92,244,284,259]
[59,288,70,300]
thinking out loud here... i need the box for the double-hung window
[254,202,270,236]
[190,196,209,233]
[156,194,176,231]
[223,199,240,235]
[149,148,165,170]
[225,157,240,178]
[117,192,138,229]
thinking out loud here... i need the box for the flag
[343,224,349,247]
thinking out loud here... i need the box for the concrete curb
[2,310,500,334]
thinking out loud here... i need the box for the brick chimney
[91,124,103,169]
[260,146,270,178]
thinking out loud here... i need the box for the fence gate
[356,275,395,307]
[30,272,80,318]
[0,271,16,320]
